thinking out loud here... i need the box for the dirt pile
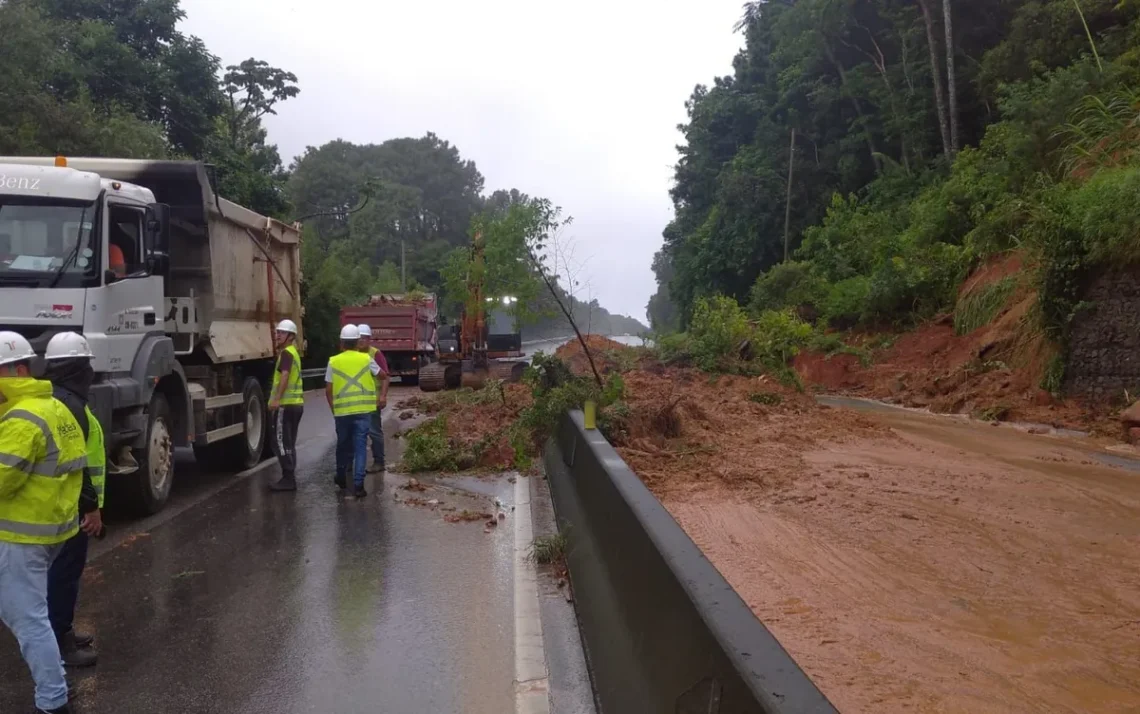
[794,254,1122,436]
[554,334,641,376]
[405,339,887,483]
[608,368,890,499]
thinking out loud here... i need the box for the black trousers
[272,405,304,476]
[47,530,88,640]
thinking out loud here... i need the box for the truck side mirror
[146,203,171,254]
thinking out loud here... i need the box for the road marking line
[514,474,551,714]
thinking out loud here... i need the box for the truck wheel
[192,378,267,471]
[125,393,175,515]
[230,377,267,469]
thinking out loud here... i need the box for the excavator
[418,231,527,392]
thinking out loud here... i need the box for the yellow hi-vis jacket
[0,379,88,545]
[328,350,376,417]
[272,344,304,406]
[84,406,106,510]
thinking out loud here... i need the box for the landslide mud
[661,409,1140,713]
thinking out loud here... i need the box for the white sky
[180,0,745,323]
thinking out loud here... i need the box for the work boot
[353,486,368,499]
[366,463,384,474]
[36,704,72,714]
[334,473,346,489]
[58,631,97,668]
[73,631,94,648]
[269,474,296,492]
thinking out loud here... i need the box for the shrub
[863,240,967,325]
[751,309,812,368]
[1067,164,1140,265]
[652,332,693,363]
[748,261,825,315]
[689,295,753,371]
[402,416,459,472]
[819,276,871,328]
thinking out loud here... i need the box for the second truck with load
[339,293,438,384]
[0,156,303,514]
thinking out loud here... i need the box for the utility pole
[783,128,796,263]
[401,240,406,292]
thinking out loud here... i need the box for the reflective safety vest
[272,344,304,406]
[0,379,87,545]
[84,406,106,510]
[328,349,376,417]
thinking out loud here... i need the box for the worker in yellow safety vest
[355,324,390,474]
[42,332,105,671]
[268,319,304,492]
[325,324,382,498]
[0,331,88,714]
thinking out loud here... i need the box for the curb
[514,475,551,714]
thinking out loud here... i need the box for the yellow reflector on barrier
[584,401,597,430]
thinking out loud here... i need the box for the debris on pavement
[444,510,493,524]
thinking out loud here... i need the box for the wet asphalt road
[0,387,518,714]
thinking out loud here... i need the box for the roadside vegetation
[645,0,1140,424]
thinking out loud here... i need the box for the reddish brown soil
[794,255,1124,438]
[405,341,1140,712]
[554,334,641,375]
[606,368,889,499]
[665,408,1140,713]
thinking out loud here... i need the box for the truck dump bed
[340,294,437,377]
[29,158,303,362]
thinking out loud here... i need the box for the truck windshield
[0,199,97,284]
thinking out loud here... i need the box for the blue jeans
[0,540,68,710]
[335,414,370,488]
[369,409,385,466]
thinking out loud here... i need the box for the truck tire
[124,393,175,515]
[192,378,268,471]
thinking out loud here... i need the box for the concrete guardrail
[544,410,838,714]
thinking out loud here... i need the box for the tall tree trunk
[824,40,881,173]
[943,0,960,154]
[917,0,951,158]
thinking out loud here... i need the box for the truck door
[86,201,164,374]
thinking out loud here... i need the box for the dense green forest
[648,0,1140,369]
[0,0,645,365]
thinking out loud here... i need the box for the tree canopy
[0,0,646,367]
[649,0,1140,336]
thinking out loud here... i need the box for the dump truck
[339,293,438,384]
[0,156,303,514]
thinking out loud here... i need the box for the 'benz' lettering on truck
[0,175,40,190]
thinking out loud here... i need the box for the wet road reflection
[0,389,516,714]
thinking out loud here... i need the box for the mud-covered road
[664,400,1140,714]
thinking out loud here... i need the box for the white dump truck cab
[0,157,304,514]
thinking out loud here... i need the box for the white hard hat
[339,324,360,341]
[276,319,298,335]
[45,332,94,360]
[0,331,35,367]
[357,324,373,337]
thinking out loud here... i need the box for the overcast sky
[180,1,745,324]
